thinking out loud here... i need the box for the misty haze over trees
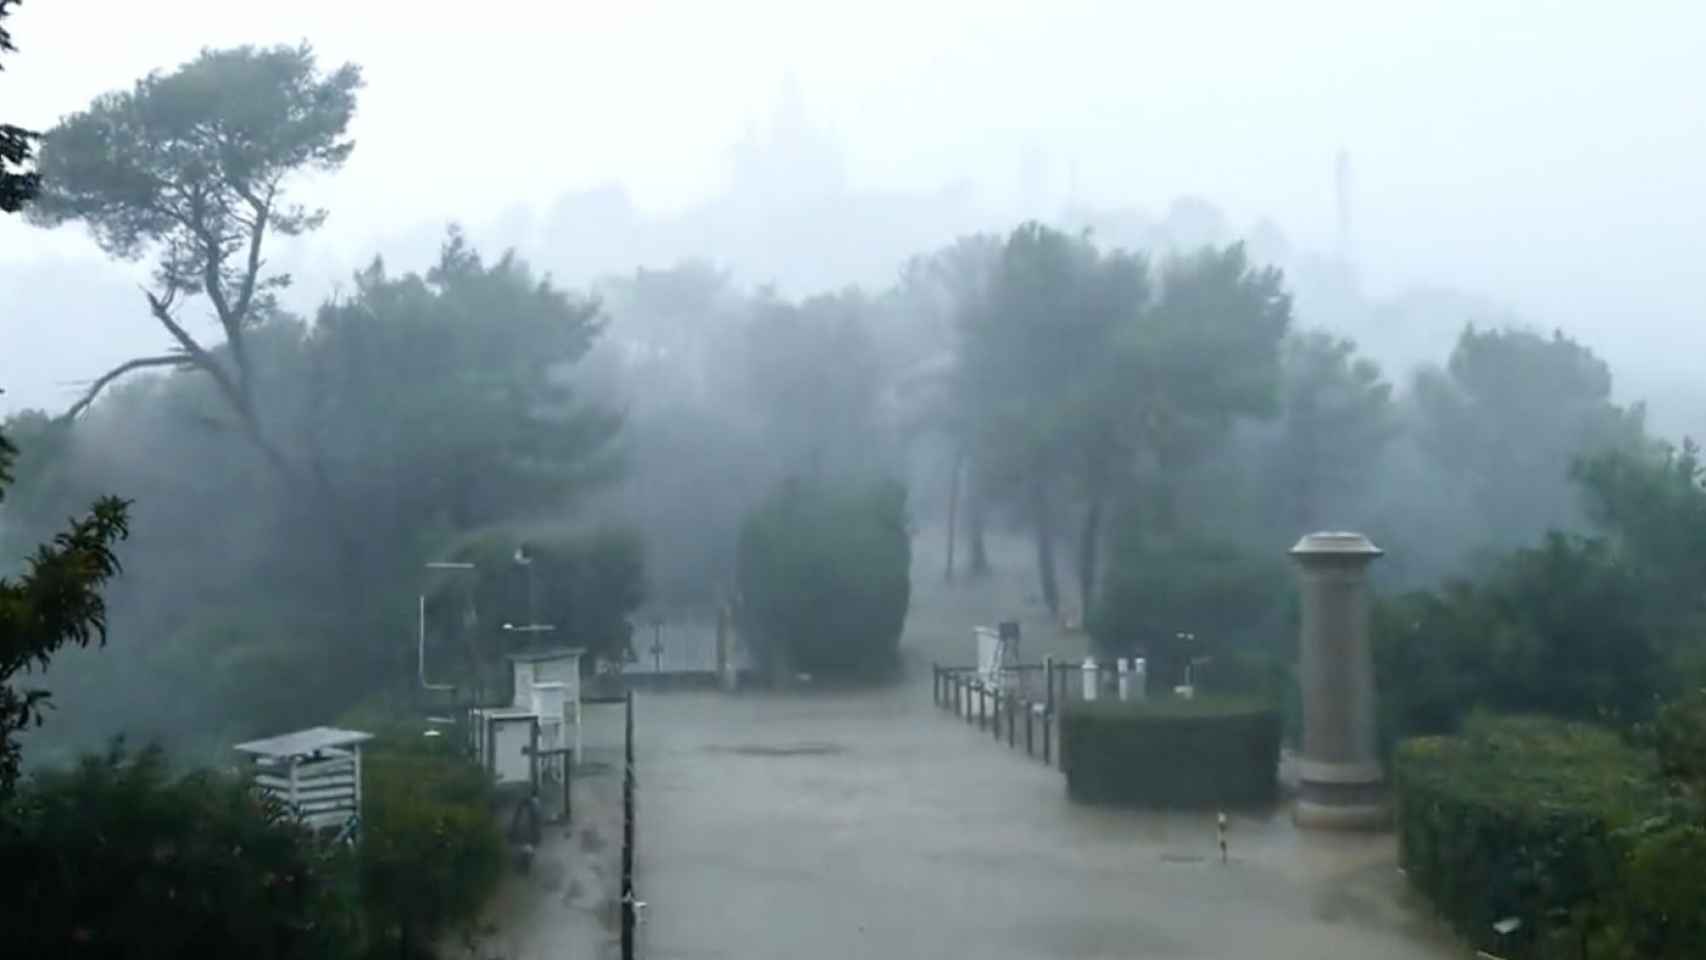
[0,33,1685,761]
[6,8,1706,957]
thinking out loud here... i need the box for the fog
[9,5,1706,955]
[4,1,1705,436]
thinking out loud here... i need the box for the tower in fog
[1335,147,1353,262]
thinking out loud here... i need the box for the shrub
[356,728,505,959]
[1090,530,1288,693]
[1375,535,1661,753]
[1060,696,1281,808]
[736,475,911,681]
[0,741,362,959]
[447,526,646,668]
[1394,714,1691,959]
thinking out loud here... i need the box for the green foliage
[1267,331,1395,531]
[1654,688,1706,794]
[443,525,645,670]
[1574,441,1706,658]
[1411,326,1645,550]
[26,42,363,472]
[741,289,891,477]
[309,230,622,530]
[949,226,1291,615]
[1394,715,1701,960]
[0,228,623,758]
[357,733,504,958]
[1374,533,1661,750]
[1090,527,1288,690]
[0,417,131,795]
[0,0,39,213]
[1060,696,1280,808]
[737,475,911,680]
[30,43,360,272]
[0,741,362,959]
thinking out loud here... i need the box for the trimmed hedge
[1060,696,1281,808]
[1395,714,1700,959]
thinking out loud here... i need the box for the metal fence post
[621,690,636,960]
[933,663,941,706]
[1045,656,1055,717]
[991,686,1001,740]
[1007,692,1016,747]
[1026,701,1034,755]
[1042,711,1052,766]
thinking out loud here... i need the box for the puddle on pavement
[704,742,847,757]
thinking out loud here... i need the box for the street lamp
[420,561,475,692]
[513,544,537,629]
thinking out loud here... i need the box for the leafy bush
[1394,714,1701,959]
[736,475,911,680]
[1090,530,1288,693]
[356,728,505,959]
[439,525,646,672]
[1375,534,1662,757]
[0,741,362,959]
[1060,696,1281,808]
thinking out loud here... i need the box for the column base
[1293,760,1388,830]
[1293,798,1389,830]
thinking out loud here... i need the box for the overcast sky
[3,0,1704,414]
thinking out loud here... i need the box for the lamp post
[514,544,536,630]
[420,561,475,693]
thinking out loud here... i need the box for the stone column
[1289,531,1386,829]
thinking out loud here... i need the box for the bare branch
[60,354,192,421]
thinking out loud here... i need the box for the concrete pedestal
[1289,531,1387,830]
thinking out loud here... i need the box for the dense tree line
[11,16,1705,960]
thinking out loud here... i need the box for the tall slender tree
[28,44,362,477]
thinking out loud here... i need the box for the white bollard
[1117,658,1132,701]
[1082,657,1099,702]
[1133,658,1148,702]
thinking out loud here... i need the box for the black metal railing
[932,659,1136,768]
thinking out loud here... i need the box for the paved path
[635,682,1459,960]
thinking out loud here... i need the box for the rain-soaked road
[634,681,1460,960]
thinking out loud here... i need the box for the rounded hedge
[736,475,911,681]
[1060,696,1281,808]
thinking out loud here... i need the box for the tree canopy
[1411,326,1645,548]
[952,225,1290,617]
[1266,331,1395,532]
[29,43,362,470]
[0,0,39,212]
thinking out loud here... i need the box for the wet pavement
[494,540,1462,958]
[634,682,1460,960]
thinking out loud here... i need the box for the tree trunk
[1029,475,1060,616]
[943,446,963,583]
[967,466,991,578]
[1076,492,1104,625]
